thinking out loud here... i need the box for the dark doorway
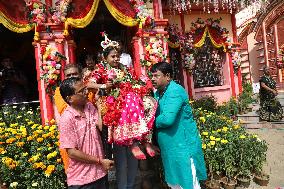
[0,25,38,103]
[72,1,136,68]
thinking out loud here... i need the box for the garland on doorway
[167,18,241,74]
[40,45,66,95]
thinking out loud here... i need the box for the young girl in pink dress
[85,33,157,160]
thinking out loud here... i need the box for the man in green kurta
[150,62,207,189]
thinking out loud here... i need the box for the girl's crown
[100,32,119,50]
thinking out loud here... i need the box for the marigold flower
[22,152,28,157]
[221,139,228,144]
[45,165,56,177]
[215,138,221,142]
[210,136,216,141]
[10,182,18,188]
[37,138,44,143]
[27,136,33,141]
[16,142,24,147]
[202,132,208,136]
[210,141,216,145]
[202,144,206,149]
[199,117,206,123]
[56,158,62,163]
[233,124,240,129]
[239,135,246,139]
[6,138,16,144]
[49,119,56,125]
[222,127,228,132]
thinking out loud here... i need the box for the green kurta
[154,81,207,189]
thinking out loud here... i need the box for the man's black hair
[59,77,81,104]
[150,61,173,78]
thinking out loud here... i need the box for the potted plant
[253,172,269,186]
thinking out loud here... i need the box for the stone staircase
[237,92,284,129]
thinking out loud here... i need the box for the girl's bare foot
[145,143,160,157]
[131,144,146,160]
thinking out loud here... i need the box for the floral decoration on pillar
[141,36,167,68]
[40,45,66,95]
[129,0,154,28]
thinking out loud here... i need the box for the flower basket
[237,175,251,188]
[253,173,269,186]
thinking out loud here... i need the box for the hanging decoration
[141,36,167,68]
[50,0,73,24]
[231,51,242,73]
[129,0,154,28]
[25,0,47,26]
[165,0,268,14]
[277,47,284,69]
[40,45,66,95]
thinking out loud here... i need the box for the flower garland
[40,45,66,95]
[51,0,73,24]
[141,36,167,68]
[129,0,154,28]
[26,0,47,25]
[165,0,268,14]
[231,51,242,73]
[277,47,284,69]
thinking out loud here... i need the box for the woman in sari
[259,66,283,121]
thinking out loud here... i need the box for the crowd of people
[54,35,207,189]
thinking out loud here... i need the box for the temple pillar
[67,40,76,64]
[132,36,143,76]
[153,0,162,19]
[33,41,54,125]
[231,13,242,93]
[273,24,282,82]
[262,22,269,66]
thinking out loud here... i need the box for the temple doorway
[73,2,136,68]
[0,25,38,104]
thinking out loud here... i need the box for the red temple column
[262,22,269,66]
[67,40,76,64]
[33,41,54,125]
[231,13,242,93]
[56,39,66,80]
[229,55,236,97]
[132,36,142,76]
[153,0,161,19]
[273,24,282,82]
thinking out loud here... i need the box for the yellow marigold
[199,117,206,123]
[45,165,56,177]
[47,151,57,160]
[10,123,18,127]
[27,136,33,141]
[22,152,28,157]
[37,125,43,130]
[221,139,228,144]
[16,142,24,147]
[55,141,60,146]
[252,134,258,138]
[44,126,49,130]
[31,124,39,129]
[233,124,240,129]
[215,138,221,142]
[49,119,56,125]
[210,141,216,146]
[239,135,246,139]
[28,121,34,125]
[0,147,5,154]
[28,154,40,162]
[42,133,50,139]
[33,162,46,169]
[202,144,206,149]
[0,122,5,126]
[202,132,208,136]
[6,138,16,144]
[49,125,57,132]
[37,138,44,143]
[210,136,216,141]
[222,127,228,132]
[56,159,62,163]
[16,116,22,119]
[15,135,21,139]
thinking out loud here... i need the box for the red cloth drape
[0,0,29,24]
